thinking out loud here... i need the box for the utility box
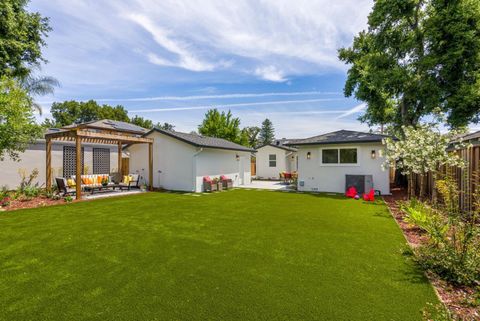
[345,175,373,194]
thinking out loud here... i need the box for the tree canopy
[258,119,275,145]
[198,109,248,146]
[0,0,51,79]
[0,77,43,161]
[45,100,130,127]
[339,0,480,129]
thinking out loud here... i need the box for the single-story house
[0,120,141,189]
[255,140,298,179]
[288,130,391,195]
[126,128,254,192]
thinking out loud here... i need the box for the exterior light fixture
[307,152,311,160]
[371,150,376,159]
[236,154,240,161]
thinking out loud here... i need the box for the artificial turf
[0,189,438,320]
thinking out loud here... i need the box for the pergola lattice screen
[63,146,84,178]
[93,148,110,174]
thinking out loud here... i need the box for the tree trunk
[419,174,425,200]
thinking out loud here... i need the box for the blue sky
[30,0,377,138]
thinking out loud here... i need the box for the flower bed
[0,195,70,211]
[384,187,479,321]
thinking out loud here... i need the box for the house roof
[288,130,389,146]
[146,128,255,152]
[256,143,298,152]
[457,130,480,142]
[62,119,147,134]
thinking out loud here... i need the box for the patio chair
[55,177,76,196]
[220,175,233,189]
[119,174,140,190]
[203,176,217,192]
[363,189,375,202]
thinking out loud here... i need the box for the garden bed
[0,195,71,211]
[384,187,479,321]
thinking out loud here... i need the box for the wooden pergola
[45,122,154,200]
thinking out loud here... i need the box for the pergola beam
[46,138,52,190]
[75,134,82,200]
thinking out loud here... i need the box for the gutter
[192,148,204,192]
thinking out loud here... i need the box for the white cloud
[132,98,345,112]
[336,103,367,119]
[254,66,287,82]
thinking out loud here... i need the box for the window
[269,154,277,167]
[321,148,358,164]
[63,146,84,178]
[340,148,357,164]
[93,148,110,174]
[322,149,338,164]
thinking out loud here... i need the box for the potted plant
[213,177,223,191]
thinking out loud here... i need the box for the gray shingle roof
[149,128,255,152]
[63,119,147,134]
[289,130,389,146]
[256,143,298,152]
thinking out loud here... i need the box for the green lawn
[0,190,438,320]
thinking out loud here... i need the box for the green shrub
[401,176,480,286]
[64,195,73,203]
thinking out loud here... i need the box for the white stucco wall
[127,131,251,192]
[255,145,287,179]
[127,132,196,191]
[0,141,118,190]
[194,149,251,192]
[297,143,390,195]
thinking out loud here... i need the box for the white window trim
[319,147,360,167]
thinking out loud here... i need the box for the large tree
[0,77,43,161]
[243,126,261,148]
[338,0,480,129]
[0,0,51,79]
[258,119,275,145]
[198,109,247,145]
[46,100,130,127]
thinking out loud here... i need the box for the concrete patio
[241,180,294,191]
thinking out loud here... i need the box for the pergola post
[75,134,82,200]
[118,142,123,176]
[148,142,153,191]
[46,138,52,191]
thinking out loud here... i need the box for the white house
[291,130,390,195]
[126,128,254,192]
[255,141,298,179]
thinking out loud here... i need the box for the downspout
[192,148,204,192]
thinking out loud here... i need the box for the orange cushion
[97,176,103,184]
[82,177,88,184]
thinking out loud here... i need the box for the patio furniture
[203,176,217,192]
[119,174,140,190]
[363,189,375,201]
[220,175,233,189]
[84,184,121,195]
[55,177,76,196]
[345,186,358,198]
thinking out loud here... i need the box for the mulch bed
[0,196,72,212]
[384,187,479,321]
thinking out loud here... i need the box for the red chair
[363,189,375,201]
[345,186,357,198]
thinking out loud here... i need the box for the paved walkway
[84,189,146,200]
[240,180,293,191]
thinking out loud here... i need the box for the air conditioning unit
[345,175,373,194]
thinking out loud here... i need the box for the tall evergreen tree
[259,119,275,145]
[338,0,480,129]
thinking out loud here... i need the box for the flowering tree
[383,123,468,199]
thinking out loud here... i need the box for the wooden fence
[412,145,480,212]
